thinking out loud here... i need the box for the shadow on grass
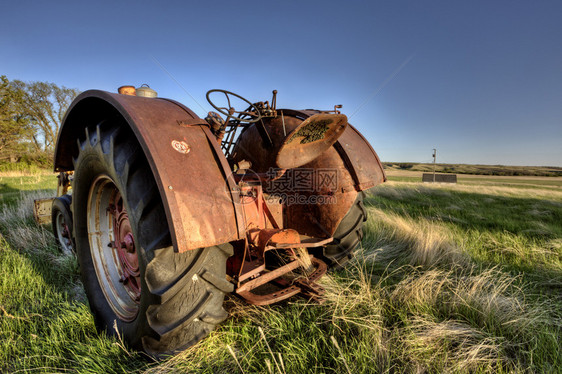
[0,183,23,205]
[0,183,20,194]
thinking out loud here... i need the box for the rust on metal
[237,285,302,306]
[235,252,328,305]
[228,198,330,305]
[333,123,387,190]
[236,256,303,293]
[230,107,385,239]
[281,109,386,189]
[277,113,348,169]
[177,118,210,128]
[33,198,54,225]
[273,237,333,249]
[118,85,136,96]
[274,256,328,303]
[54,90,244,252]
[259,109,387,238]
[224,177,330,305]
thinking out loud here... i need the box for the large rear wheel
[72,120,233,356]
[318,192,367,269]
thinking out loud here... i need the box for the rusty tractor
[34,86,385,356]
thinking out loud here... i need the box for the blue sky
[1,1,561,166]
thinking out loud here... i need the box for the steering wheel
[206,89,262,123]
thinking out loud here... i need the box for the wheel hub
[87,176,141,321]
[55,211,73,253]
[109,193,141,301]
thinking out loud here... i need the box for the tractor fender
[54,90,244,252]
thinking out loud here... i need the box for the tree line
[0,75,79,167]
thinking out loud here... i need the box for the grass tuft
[363,207,468,268]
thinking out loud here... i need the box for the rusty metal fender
[54,90,244,252]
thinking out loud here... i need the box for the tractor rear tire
[52,194,74,255]
[72,120,233,357]
[319,192,367,269]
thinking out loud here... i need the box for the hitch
[231,228,330,306]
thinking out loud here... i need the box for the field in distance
[384,162,562,177]
[385,168,562,191]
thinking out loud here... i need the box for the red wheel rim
[87,176,140,321]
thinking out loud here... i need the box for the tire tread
[73,119,232,357]
[319,192,367,269]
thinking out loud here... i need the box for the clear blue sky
[1,0,561,166]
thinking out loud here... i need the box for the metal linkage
[226,173,331,305]
[234,228,329,305]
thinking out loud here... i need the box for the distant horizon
[382,161,562,168]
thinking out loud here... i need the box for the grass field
[0,172,57,207]
[0,172,560,373]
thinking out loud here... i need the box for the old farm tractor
[34,86,386,356]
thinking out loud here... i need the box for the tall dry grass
[0,191,72,270]
[362,207,468,268]
[0,183,559,372]
[380,180,562,202]
[349,205,555,372]
[144,203,558,373]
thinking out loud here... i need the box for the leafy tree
[0,75,34,160]
[11,79,80,151]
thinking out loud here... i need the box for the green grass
[0,192,150,373]
[0,177,560,373]
[0,174,57,207]
[366,182,562,296]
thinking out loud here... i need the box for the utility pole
[432,148,437,182]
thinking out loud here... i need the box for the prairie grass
[0,177,560,372]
